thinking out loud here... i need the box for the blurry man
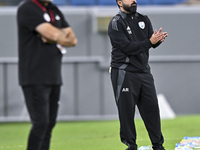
[17,0,77,149]
[108,0,168,150]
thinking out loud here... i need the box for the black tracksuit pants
[110,68,164,150]
[22,85,60,150]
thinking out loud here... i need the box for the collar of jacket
[35,0,54,9]
[118,10,139,19]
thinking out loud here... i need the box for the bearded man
[17,0,77,149]
[108,0,168,150]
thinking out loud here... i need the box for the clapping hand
[150,27,168,44]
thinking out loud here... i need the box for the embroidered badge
[138,21,145,29]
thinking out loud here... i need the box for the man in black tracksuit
[108,0,168,150]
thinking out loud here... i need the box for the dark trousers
[22,85,61,150]
[110,68,164,150]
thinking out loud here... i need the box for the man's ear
[117,0,122,7]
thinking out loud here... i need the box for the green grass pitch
[0,115,200,150]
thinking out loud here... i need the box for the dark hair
[116,0,121,8]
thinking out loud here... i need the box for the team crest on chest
[43,13,51,22]
[138,21,145,29]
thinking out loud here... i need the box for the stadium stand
[153,0,179,4]
[98,0,116,5]
[0,0,21,5]
[137,0,152,5]
[0,0,192,6]
[186,0,200,4]
[179,0,188,3]
[70,0,96,5]
[1,0,200,123]
[53,0,68,5]
[68,0,188,6]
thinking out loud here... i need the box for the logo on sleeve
[55,15,60,20]
[138,21,145,29]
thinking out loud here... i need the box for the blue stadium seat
[53,0,68,5]
[153,0,179,5]
[137,0,151,5]
[177,0,187,3]
[98,0,117,5]
[70,0,96,5]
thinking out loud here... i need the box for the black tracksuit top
[108,10,160,73]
